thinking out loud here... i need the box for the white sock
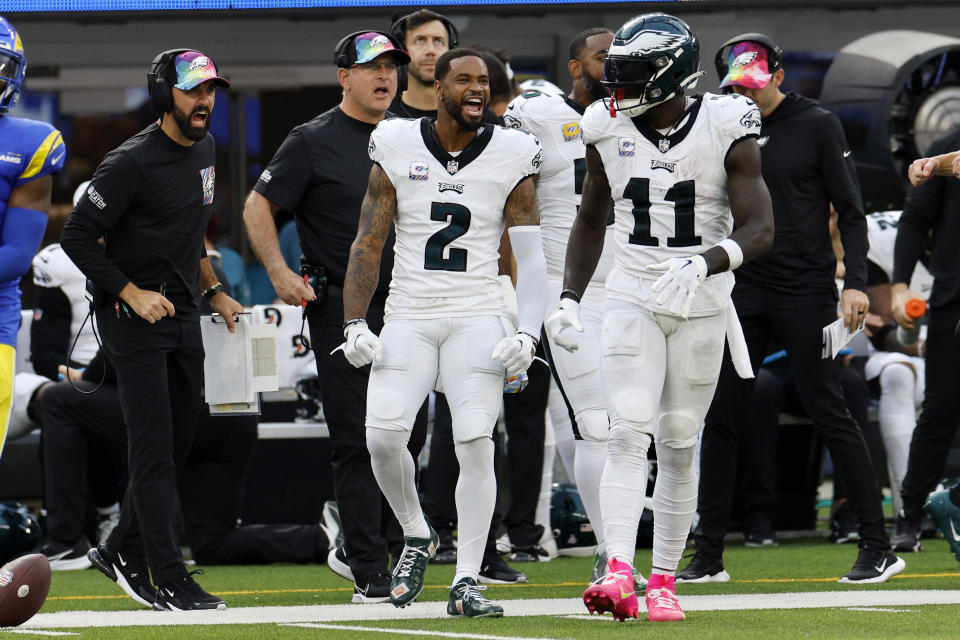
[600,427,651,565]
[651,444,697,573]
[878,364,919,516]
[366,426,430,539]
[575,438,608,546]
[453,437,496,582]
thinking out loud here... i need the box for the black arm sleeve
[895,180,940,285]
[29,286,72,380]
[252,129,312,212]
[61,150,143,297]
[820,112,868,292]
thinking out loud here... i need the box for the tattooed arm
[343,163,397,322]
[504,175,540,228]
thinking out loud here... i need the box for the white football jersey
[866,210,933,298]
[31,243,98,366]
[582,92,761,315]
[369,118,542,318]
[505,90,615,283]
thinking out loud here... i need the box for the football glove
[335,320,383,368]
[545,298,583,353]
[649,255,708,319]
[492,331,537,377]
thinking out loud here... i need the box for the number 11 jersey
[369,117,542,319]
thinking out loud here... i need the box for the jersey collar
[630,95,703,154]
[563,95,587,116]
[420,118,494,175]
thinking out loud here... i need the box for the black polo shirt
[62,123,216,321]
[254,106,393,292]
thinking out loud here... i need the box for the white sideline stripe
[22,590,960,629]
[284,622,564,639]
[845,607,912,612]
[1,631,79,637]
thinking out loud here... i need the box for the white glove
[337,320,383,368]
[545,298,584,353]
[499,274,519,330]
[649,255,708,319]
[492,331,537,377]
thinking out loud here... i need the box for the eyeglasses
[352,60,399,73]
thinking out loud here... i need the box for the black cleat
[87,544,159,609]
[447,577,503,618]
[478,553,527,584]
[839,548,905,584]
[675,552,730,584]
[389,526,439,607]
[830,502,860,545]
[155,570,226,611]
[743,510,778,547]
[891,516,923,553]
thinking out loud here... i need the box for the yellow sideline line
[46,572,960,602]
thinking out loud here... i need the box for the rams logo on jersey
[561,121,582,142]
[618,137,635,157]
[0,151,22,164]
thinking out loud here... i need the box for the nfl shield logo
[658,138,671,153]
[446,160,459,174]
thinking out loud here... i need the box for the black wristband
[560,288,581,303]
[342,318,367,332]
[699,253,713,276]
[202,282,223,299]
[519,330,540,346]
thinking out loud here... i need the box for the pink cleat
[645,573,685,622]
[582,558,639,622]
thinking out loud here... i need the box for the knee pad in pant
[657,411,701,449]
[452,409,497,444]
[577,408,609,443]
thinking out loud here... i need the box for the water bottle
[896,298,927,346]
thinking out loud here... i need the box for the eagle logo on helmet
[624,29,688,56]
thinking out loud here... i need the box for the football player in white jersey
[341,49,548,619]
[861,210,932,521]
[546,13,773,622]
[506,27,630,583]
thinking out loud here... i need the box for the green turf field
[15,536,960,639]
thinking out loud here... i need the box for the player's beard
[171,105,211,142]
[582,69,608,102]
[407,62,435,87]
[442,93,483,132]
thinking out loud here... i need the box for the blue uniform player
[0,15,66,458]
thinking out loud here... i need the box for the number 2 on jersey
[623,177,701,247]
[424,202,471,271]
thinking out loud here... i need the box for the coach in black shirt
[678,35,900,585]
[243,31,419,603]
[62,49,241,611]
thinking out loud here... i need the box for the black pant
[307,293,426,583]
[900,302,960,522]
[101,313,203,586]
[696,286,888,558]
[41,380,126,544]
[181,410,326,565]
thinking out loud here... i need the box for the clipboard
[200,313,279,416]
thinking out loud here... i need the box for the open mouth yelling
[463,95,485,117]
[373,85,391,99]
[191,109,209,127]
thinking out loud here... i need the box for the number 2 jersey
[581,92,761,316]
[504,90,615,284]
[368,118,542,319]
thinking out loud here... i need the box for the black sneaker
[87,544,159,609]
[327,544,354,582]
[447,577,503,618]
[431,529,457,565]
[353,572,391,604]
[478,553,527,584]
[891,516,923,552]
[830,502,860,545]
[675,552,731,584]
[40,537,92,571]
[156,570,226,610]
[743,510,778,547]
[389,526,439,607]
[838,548,905,584]
[319,501,343,550]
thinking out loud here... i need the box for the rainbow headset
[333,31,405,67]
[714,32,782,89]
[388,11,459,50]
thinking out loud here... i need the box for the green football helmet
[603,13,705,116]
